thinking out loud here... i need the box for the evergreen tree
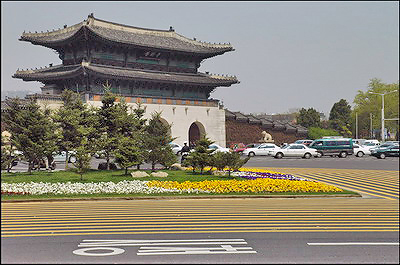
[296,108,321,128]
[95,89,120,170]
[114,136,142,175]
[329,99,352,137]
[52,90,87,169]
[2,98,58,174]
[183,136,214,174]
[144,111,176,171]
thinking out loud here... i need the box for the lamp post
[369,90,398,142]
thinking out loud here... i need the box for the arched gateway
[189,121,206,146]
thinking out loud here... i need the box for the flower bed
[1,180,207,195]
[146,178,342,193]
[1,168,343,196]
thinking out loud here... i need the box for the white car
[52,151,77,163]
[169,143,182,155]
[270,144,319,159]
[243,143,281,157]
[353,144,371,157]
[208,144,231,153]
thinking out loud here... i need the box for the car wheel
[248,152,255,157]
[316,152,322,158]
[303,153,311,159]
[275,152,283,159]
[176,151,181,156]
[50,162,56,170]
[69,156,77,163]
[356,151,364,158]
[339,151,347,158]
[379,153,386,159]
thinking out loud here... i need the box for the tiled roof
[224,110,308,134]
[246,114,262,124]
[13,62,239,86]
[232,112,249,122]
[224,109,237,120]
[19,15,234,57]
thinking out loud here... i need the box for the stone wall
[225,119,302,147]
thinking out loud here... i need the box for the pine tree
[183,136,214,174]
[52,90,87,169]
[95,90,120,170]
[144,112,176,171]
[3,98,58,174]
[113,102,147,174]
[329,99,352,137]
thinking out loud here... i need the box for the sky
[1,1,399,116]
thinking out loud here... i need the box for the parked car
[370,142,398,153]
[229,143,246,153]
[364,139,380,146]
[169,142,182,155]
[353,144,371,157]
[270,144,319,159]
[385,141,399,145]
[52,151,77,163]
[242,143,280,157]
[353,139,367,145]
[364,142,380,148]
[245,143,261,149]
[208,144,231,154]
[294,139,313,146]
[370,144,399,159]
[308,138,354,158]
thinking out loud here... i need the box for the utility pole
[369,90,398,142]
[355,112,358,139]
[370,113,373,139]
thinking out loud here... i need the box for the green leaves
[3,97,58,173]
[352,78,399,138]
[144,112,177,170]
[297,108,321,128]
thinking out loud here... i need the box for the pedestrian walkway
[1,197,398,237]
[259,167,399,200]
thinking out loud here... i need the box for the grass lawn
[1,168,360,201]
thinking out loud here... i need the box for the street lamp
[369,90,398,142]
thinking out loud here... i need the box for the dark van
[309,138,354,158]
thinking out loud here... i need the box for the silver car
[270,144,319,159]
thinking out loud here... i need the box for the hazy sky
[1,1,399,116]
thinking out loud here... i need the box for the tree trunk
[125,167,128,175]
[65,151,69,170]
[28,161,32,174]
[106,155,110,170]
[152,162,155,171]
[137,164,140,170]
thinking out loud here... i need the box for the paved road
[1,166,399,263]
[243,155,399,171]
[1,197,398,263]
[5,154,399,173]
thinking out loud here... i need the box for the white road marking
[74,238,257,256]
[137,245,257,255]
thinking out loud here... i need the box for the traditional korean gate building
[13,14,238,147]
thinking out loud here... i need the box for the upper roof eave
[19,16,234,57]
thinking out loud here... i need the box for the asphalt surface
[4,153,399,173]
